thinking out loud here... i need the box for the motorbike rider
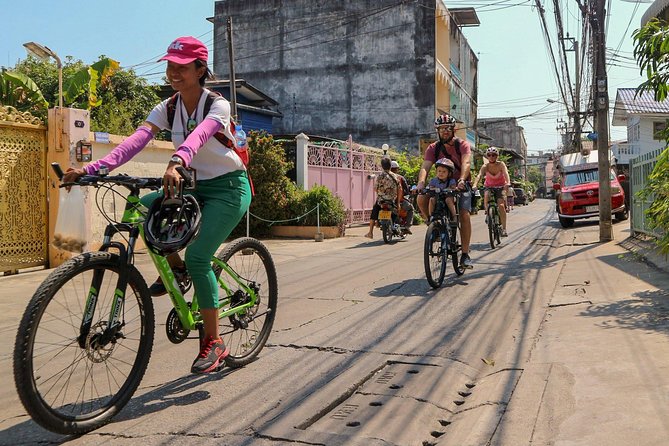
[472,146,511,237]
[366,157,400,239]
[390,160,413,235]
[417,113,474,268]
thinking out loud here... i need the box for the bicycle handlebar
[50,162,193,191]
[415,186,460,197]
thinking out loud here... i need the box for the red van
[553,150,627,228]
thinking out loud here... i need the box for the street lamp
[24,41,63,155]
[23,41,62,109]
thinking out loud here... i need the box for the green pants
[141,170,251,309]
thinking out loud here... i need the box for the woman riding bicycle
[472,146,511,237]
[62,36,252,374]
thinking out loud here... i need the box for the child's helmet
[435,157,455,172]
[144,195,201,255]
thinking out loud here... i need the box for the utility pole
[593,0,613,241]
[561,36,582,153]
[226,16,238,121]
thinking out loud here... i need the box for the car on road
[553,149,627,228]
[514,188,528,205]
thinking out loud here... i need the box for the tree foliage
[0,68,49,117]
[10,55,160,134]
[634,19,669,252]
[633,18,669,102]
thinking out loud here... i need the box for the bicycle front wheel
[13,252,154,435]
[213,237,278,367]
[424,222,447,288]
[487,206,497,249]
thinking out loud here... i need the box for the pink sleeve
[84,126,154,174]
[173,118,223,166]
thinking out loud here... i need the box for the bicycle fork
[77,228,138,350]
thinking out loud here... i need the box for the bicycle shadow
[114,366,239,422]
[369,276,470,299]
[0,367,241,445]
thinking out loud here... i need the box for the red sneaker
[191,336,229,374]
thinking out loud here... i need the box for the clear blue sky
[0,0,650,152]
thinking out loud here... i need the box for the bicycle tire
[424,222,446,288]
[495,210,502,245]
[487,206,497,249]
[13,252,154,435]
[449,225,466,276]
[213,237,278,368]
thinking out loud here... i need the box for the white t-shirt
[147,88,245,180]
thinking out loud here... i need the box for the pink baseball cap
[159,36,208,64]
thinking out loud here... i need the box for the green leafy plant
[293,185,346,229]
[634,18,669,102]
[0,69,49,119]
[634,18,669,253]
[638,147,669,253]
[231,131,299,237]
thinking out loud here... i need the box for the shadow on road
[579,252,669,338]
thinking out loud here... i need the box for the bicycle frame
[79,182,259,343]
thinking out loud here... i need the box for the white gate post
[295,132,309,189]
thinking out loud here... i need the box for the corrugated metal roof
[612,88,669,125]
[642,0,669,25]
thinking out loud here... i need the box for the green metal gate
[630,147,665,238]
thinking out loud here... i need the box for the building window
[653,121,668,140]
[629,123,639,142]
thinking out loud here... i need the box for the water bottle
[235,124,247,152]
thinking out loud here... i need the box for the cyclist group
[370,113,513,269]
[57,34,513,373]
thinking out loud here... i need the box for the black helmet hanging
[144,195,201,256]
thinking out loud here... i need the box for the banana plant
[0,68,49,112]
[63,57,120,108]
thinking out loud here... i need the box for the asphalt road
[0,199,569,445]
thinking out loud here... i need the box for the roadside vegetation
[633,18,669,253]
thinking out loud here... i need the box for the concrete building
[211,0,479,151]
[476,117,528,179]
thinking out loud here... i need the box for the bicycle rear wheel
[424,222,447,288]
[213,237,278,367]
[487,206,497,249]
[13,252,154,435]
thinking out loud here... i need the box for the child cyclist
[472,146,511,237]
[62,36,251,374]
[427,158,458,222]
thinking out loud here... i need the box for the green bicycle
[13,163,278,435]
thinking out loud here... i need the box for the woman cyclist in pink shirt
[472,147,511,237]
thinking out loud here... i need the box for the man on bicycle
[472,146,511,237]
[366,157,400,239]
[390,160,413,234]
[416,113,474,268]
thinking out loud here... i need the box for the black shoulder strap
[167,90,221,128]
[436,139,462,167]
[166,93,179,129]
